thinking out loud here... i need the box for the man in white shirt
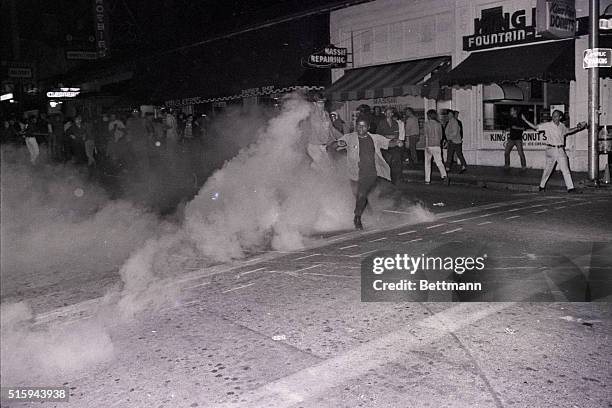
[521,110,586,192]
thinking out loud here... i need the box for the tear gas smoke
[0,93,434,386]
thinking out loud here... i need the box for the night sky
[3,0,369,100]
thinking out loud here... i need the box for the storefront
[330,0,612,170]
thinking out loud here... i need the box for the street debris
[272,334,286,341]
[433,202,445,207]
[504,327,517,334]
[559,316,601,326]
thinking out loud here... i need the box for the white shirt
[397,119,405,141]
[537,121,568,146]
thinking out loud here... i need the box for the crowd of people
[0,108,209,178]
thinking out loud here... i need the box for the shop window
[483,80,568,130]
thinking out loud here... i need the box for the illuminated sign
[536,0,576,39]
[463,7,539,51]
[306,45,348,68]
[8,67,32,78]
[1,93,14,101]
[93,0,110,57]
[46,88,81,98]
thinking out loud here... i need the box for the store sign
[93,0,110,57]
[536,0,576,39]
[7,67,32,78]
[1,93,13,101]
[463,7,538,51]
[583,48,612,69]
[165,96,205,107]
[482,130,548,149]
[46,87,81,98]
[66,51,99,60]
[306,45,348,68]
[241,85,275,97]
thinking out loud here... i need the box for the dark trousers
[351,175,378,217]
[446,141,467,170]
[504,139,526,168]
[382,147,402,184]
[407,135,419,164]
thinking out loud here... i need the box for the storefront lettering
[306,45,348,68]
[536,0,576,39]
[165,97,204,107]
[483,130,547,149]
[464,7,539,51]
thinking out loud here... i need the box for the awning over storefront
[325,56,451,101]
[440,39,575,87]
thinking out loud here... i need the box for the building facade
[330,0,612,170]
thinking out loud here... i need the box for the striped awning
[325,56,451,101]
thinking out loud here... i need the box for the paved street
[2,182,611,408]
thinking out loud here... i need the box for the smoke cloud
[0,93,433,385]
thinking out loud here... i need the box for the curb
[401,169,612,194]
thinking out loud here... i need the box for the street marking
[339,244,358,250]
[477,221,492,226]
[219,303,513,408]
[293,264,322,273]
[383,209,414,215]
[188,281,211,289]
[448,218,471,223]
[238,267,267,277]
[407,238,423,243]
[397,230,416,236]
[554,206,567,209]
[426,223,446,229]
[294,254,320,261]
[534,209,548,214]
[442,228,463,235]
[507,208,522,212]
[369,237,387,242]
[505,215,520,220]
[327,235,352,242]
[222,282,256,293]
[244,257,263,263]
[302,272,357,278]
[348,250,378,258]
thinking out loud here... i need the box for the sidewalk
[402,163,612,193]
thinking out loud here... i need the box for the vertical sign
[536,0,576,39]
[93,0,110,58]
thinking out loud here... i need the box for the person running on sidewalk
[445,110,467,173]
[377,107,403,184]
[521,110,587,193]
[424,110,449,185]
[404,107,420,167]
[504,107,527,172]
[332,118,403,230]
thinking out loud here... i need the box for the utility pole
[588,0,600,183]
